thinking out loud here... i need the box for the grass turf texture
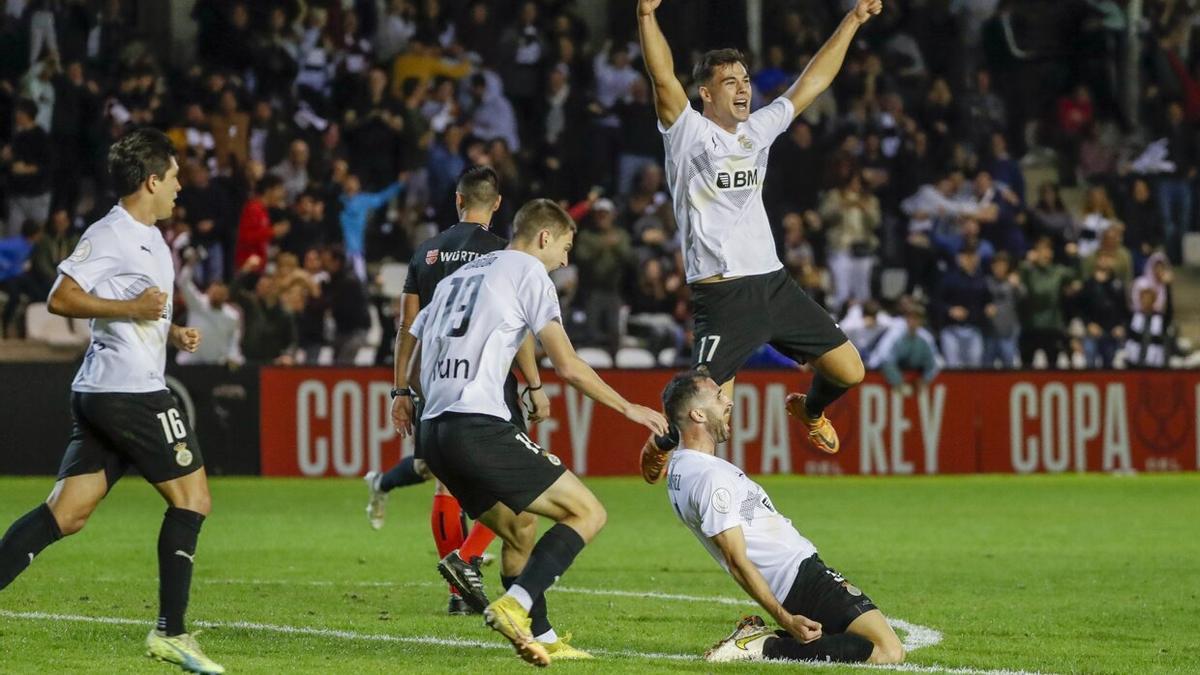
[0,474,1197,674]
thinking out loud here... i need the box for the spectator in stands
[1082,224,1133,290]
[765,121,823,218]
[538,63,589,200]
[937,247,993,368]
[210,88,250,172]
[177,161,237,287]
[627,256,684,354]
[248,99,292,169]
[615,75,662,197]
[1156,100,1197,264]
[1079,251,1127,369]
[339,172,405,280]
[176,258,243,366]
[575,198,630,354]
[1031,183,1078,249]
[319,247,372,365]
[270,139,311,205]
[822,173,881,313]
[1125,287,1170,368]
[498,1,546,142]
[0,220,41,338]
[233,267,297,365]
[376,0,418,63]
[1130,251,1174,319]
[2,99,51,238]
[983,251,1022,368]
[590,39,640,192]
[296,248,330,364]
[235,174,289,273]
[963,70,1008,155]
[880,304,941,396]
[1019,236,1082,368]
[841,299,894,366]
[1079,185,1117,259]
[29,209,77,297]
[280,190,330,257]
[1120,178,1163,273]
[464,72,520,152]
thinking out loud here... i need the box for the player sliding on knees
[410,199,668,666]
[657,367,905,665]
[637,0,882,474]
[0,129,223,674]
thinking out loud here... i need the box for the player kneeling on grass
[411,199,669,666]
[653,367,905,665]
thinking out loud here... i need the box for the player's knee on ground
[869,640,906,665]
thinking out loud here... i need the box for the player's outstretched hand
[778,613,823,643]
[392,395,414,438]
[170,326,202,352]
[637,0,663,17]
[131,287,168,321]
[624,403,669,436]
[852,0,882,24]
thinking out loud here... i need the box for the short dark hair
[256,174,284,195]
[108,128,178,197]
[661,366,711,429]
[20,219,41,239]
[457,165,500,210]
[693,48,749,86]
[512,199,576,241]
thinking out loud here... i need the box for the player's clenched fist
[169,326,202,352]
[131,287,168,321]
[637,0,663,17]
[777,613,823,644]
[852,0,883,24]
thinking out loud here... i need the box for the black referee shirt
[404,222,507,308]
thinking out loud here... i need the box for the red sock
[431,495,466,594]
[459,521,496,561]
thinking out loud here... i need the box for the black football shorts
[58,390,204,488]
[419,412,566,519]
[782,554,879,634]
[691,268,848,384]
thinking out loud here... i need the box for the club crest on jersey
[173,442,193,467]
[737,134,754,151]
[715,169,758,190]
[68,239,92,262]
[425,248,440,265]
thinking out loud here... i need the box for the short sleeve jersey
[404,222,508,308]
[660,97,795,283]
[58,204,175,393]
[410,250,560,421]
[666,448,817,601]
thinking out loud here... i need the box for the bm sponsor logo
[715,168,758,190]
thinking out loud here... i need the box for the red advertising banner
[259,368,1199,477]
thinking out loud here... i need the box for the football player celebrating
[658,367,905,665]
[637,0,884,474]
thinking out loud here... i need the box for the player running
[366,166,550,616]
[658,367,905,665]
[637,0,882,476]
[411,199,668,665]
[0,129,223,674]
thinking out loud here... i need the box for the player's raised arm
[539,319,668,436]
[637,0,689,127]
[784,0,882,116]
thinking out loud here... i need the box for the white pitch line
[0,609,1048,675]
[94,575,945,653]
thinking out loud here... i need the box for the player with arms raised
[660,367,905,665]
[411,199,668,665]
[637,0,882,478]
[0,129,223,674]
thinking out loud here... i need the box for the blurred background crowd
[0,0,1197,373]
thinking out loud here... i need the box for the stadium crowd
[0,0,1193,371]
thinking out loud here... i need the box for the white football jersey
[660,97,794,283]
[411,250,560,421]
[58,204,175,393]
[666,448,817,602]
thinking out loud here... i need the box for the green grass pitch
[1,474,1197,673]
